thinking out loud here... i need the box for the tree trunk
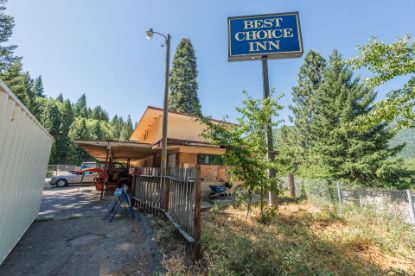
[288,173,295,198]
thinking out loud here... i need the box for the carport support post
[101,145,110,200]
[261,57,278,206]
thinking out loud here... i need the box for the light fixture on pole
[146,27,171,173]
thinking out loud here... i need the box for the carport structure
[74,140,158,199]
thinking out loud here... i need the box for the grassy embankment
[152,201,415,275]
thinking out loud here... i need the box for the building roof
[73,140,155,161]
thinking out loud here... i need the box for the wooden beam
[100,146,110,200]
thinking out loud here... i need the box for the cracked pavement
[0,186,163,276]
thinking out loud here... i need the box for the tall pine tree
[0,59,28,104]
[42,100,62,163]
[22,72,41,119]
[310,50,413,188]
[56,93,64,102]
[0,0,17,73]
[91,105,109,121]
[56,99,74,163]
[281,50,327,180]
[168,38,201,115]
[119,114,134,141]
[32,75,45,97]
[74,93,88,117]
[290,50,326,159]
[69,118,91,163]
[92,121,104,140]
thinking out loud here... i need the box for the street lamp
[146,27,171,173]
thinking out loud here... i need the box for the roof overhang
[130,106,235,142]
[74,140,156,161]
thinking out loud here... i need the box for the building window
[197,154,223,165]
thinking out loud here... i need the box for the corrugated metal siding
[0,81,53,265]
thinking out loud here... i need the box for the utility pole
[146,28,171,175]
[161,34,171,173]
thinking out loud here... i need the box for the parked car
[49,169,99,188]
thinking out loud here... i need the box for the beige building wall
[178,152,197,168]
[167,116,206,142]
[138,115,206,144]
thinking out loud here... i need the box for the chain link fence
[279,177,415,225]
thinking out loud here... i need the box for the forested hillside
[390,128,415,159]
[39,93,135,164]
[0,1,134,164]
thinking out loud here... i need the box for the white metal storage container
[0,80,52,265]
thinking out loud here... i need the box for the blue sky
[6,0,415,124]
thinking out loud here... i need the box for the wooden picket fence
[131,167,201,260]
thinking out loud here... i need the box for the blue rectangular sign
[228,12,303,61]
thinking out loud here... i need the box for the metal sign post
[228,12,304,205]
[261,57,278,205]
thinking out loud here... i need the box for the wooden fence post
[192,165,201,260]
[163,175,170,212]
[131,169,137,198]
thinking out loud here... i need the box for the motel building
[75,106,232,197]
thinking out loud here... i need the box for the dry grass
[152,202,415,275]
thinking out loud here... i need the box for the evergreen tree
[56,99,74,163]
[60,99,74,135]
[32,75,45,97]
[92,121,104,140]
[112,115,124,140]
[168,38,201,115]
[68,118,91,163]
[311,50,413,188]
[275,126,301,196]
[0,59,27,104]
[74,93,88,117]
[290,50,326,159]
[56,93,64,102]
[91,105,109,121]
[22,72,38,115]
[119,114,134,141]
[0,0,17,73]
[42,100,61,134]
[282,50,327,179]
[42,101,62,163]
[69,118,89,140]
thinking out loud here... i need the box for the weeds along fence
[279,178,415,225]
[132,167,201,260]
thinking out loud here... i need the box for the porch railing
[132,166,201,260]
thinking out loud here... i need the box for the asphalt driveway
[0,186,163,276]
